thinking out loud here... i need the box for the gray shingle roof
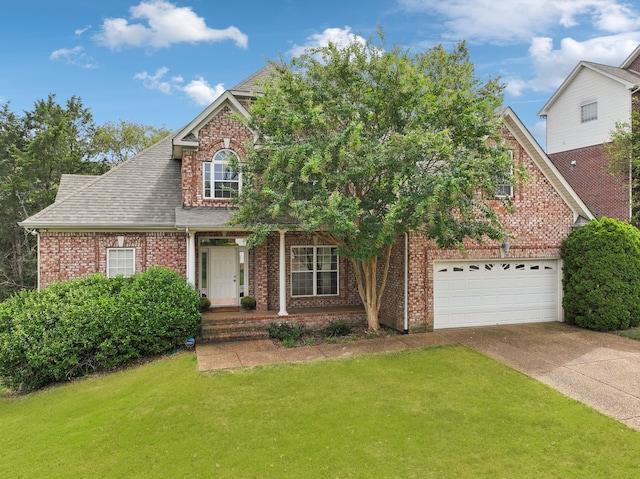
[55,174,99,202]
[229,64,273,96]
[583,61,640,86]
[174,207,235,229]
[20,134,183,229]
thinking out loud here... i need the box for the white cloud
[95,0,248,50]
[134,66,172,94]
[288,26,366,57]
[75,25,91,36]
[398,0,640,44]
[181,77,225,105]
[50,46,98,69]
[506,33,640,95]
[133,67,224,105]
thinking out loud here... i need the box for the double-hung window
[107,248,135,278]
[291,246,338,296]
[495,150,514,198]
[581,101,597,123]
[203,149,240,199]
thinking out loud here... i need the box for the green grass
[616,327,640,341]
[2,346,640,478]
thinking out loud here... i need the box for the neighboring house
[539,45,640,221]
[20,67,592,333]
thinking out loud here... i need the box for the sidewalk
[196,331,453,370]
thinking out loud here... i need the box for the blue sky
[2,0,640,149]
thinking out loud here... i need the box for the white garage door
[433,260,560,329]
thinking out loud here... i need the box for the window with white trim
[107,248,135,278]
[581,101,597,123]
[291,246,338,296]
[495,150,514,198]
[203,149,240,199]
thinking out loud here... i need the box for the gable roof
[621,44,640,70]
[172,65,273,160]
[20,134,182,230]
[538,61,640,116]
[500,107,594,223]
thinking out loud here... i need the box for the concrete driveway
[438,322,640,430]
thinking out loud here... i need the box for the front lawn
[1,346,639,478]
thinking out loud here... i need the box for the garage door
[433,260,560,329]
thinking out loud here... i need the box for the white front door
[208,247,238,305]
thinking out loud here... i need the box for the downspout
[36,230,41,291]
[403,232,409,334]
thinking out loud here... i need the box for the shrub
[267,322,305,342]
[561,217,640,331]
[200,296,211,312]
[240,295,256,310]
[0,267,200,392]
[321,319,352,338]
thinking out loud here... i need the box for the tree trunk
[351,244,394,331]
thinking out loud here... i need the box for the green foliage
[267,322,305,342]
[606,99,640,225]
[240,295,256,310]
[0,98,171,302]
[233,33,512,330]
[91,120,172,165]
[0,267,199,392]
[561,218,640,331]
[200,296,211,312]
[321,319,352,338]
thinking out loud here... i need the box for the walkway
[196,321,640,430]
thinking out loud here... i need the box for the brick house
[20,67,592,333]
[539,45,640,221]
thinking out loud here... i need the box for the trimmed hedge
[561,217,640,331]
[0,267,200,392]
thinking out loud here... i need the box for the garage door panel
[434,260,560,329]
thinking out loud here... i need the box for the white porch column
[278,230,289,316]
[187,230,196,287]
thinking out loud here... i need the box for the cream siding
[546,68,631,154]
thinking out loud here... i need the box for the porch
[200,305,367,342]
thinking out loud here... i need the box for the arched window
[203,149,241,199]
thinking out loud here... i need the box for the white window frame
[495,150,514,198]
[203,149,241,199]
[107,248,135,278]
[290,246,339,297]
[581,101,598,123]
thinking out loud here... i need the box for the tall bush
[0,267,199,392]
[561,217,640,331]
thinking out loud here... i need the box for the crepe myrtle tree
[232,36,515,331]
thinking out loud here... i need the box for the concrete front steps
[200,306,367,342]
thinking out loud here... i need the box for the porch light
[500,240,510,255]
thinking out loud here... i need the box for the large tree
[91,120,172,165]
[606,101,640,224]
[232,37,514,330]
[0,96,169,300]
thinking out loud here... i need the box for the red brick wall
[39,232,186,288]
[549,144,629,220]
[181,106,253,207]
